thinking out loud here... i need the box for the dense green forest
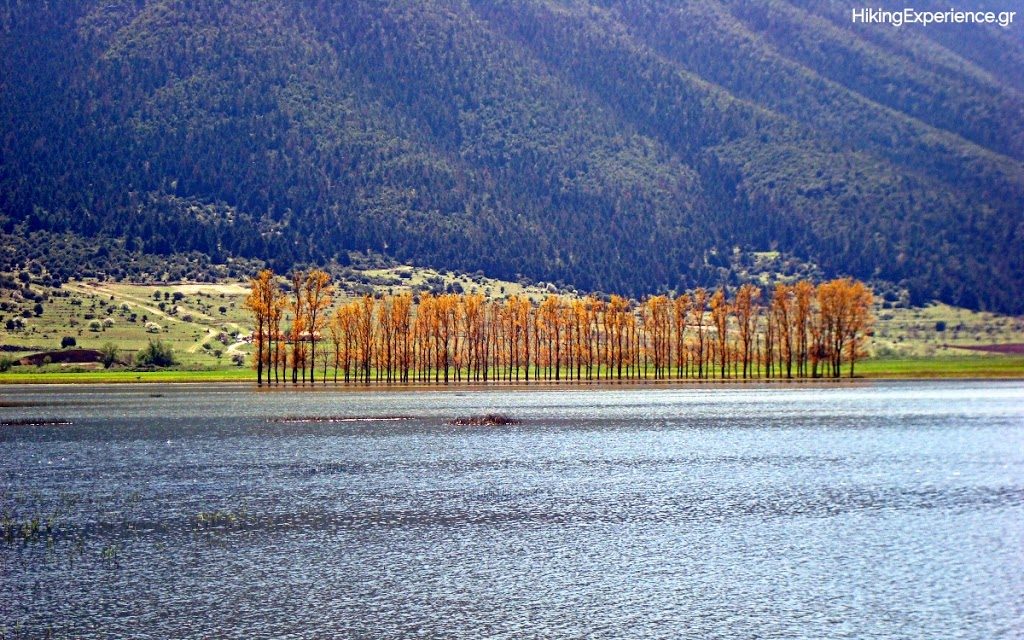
[1,1,1022,312]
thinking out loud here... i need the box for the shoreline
[1,364,1022,387]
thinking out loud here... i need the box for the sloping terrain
[1,0,1022,310]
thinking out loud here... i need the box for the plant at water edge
[135,339,176,367]
[100,342,119,368]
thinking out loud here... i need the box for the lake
[1,381,1022,638]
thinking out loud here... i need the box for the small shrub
[100,343,120,369]
[0,355,15,372]
[145,322,161,334]
[88,319,102,332]
[61,336,77,348]
[135,339,176,367]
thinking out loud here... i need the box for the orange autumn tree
[354,295,375,384]
[733,284,760,379]
[840,279,875,378]
[770,284,793,379]
[710,288,730,379]
[690,288,709,379]
[242,269,282,385]
[644,295,671,379]
[793,280,814,378]
[303,269,334,385]
[288,271,306,384]
[672,293,690,379]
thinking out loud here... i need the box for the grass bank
[1,356,1021,385]
[853,356,1024,379]
[0,368,253,384]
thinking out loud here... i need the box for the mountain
[1,0,1022,311]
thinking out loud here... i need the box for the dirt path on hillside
[65,282,220,323]
[64,281,236,356]
[64,282,185,325]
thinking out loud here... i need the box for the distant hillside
[1,0,1022,311]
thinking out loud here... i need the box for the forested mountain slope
[1,0,1022,311]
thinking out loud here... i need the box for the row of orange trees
[244,269,874,385]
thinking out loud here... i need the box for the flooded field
[2,381,1023,638]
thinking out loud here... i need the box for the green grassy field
[871,302,1024,358]
[852,356,1024,378]
[0,368,253,384]
[1,280,255,368]
[1,355,1021,385]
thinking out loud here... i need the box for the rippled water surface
[2,381,1023,638]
